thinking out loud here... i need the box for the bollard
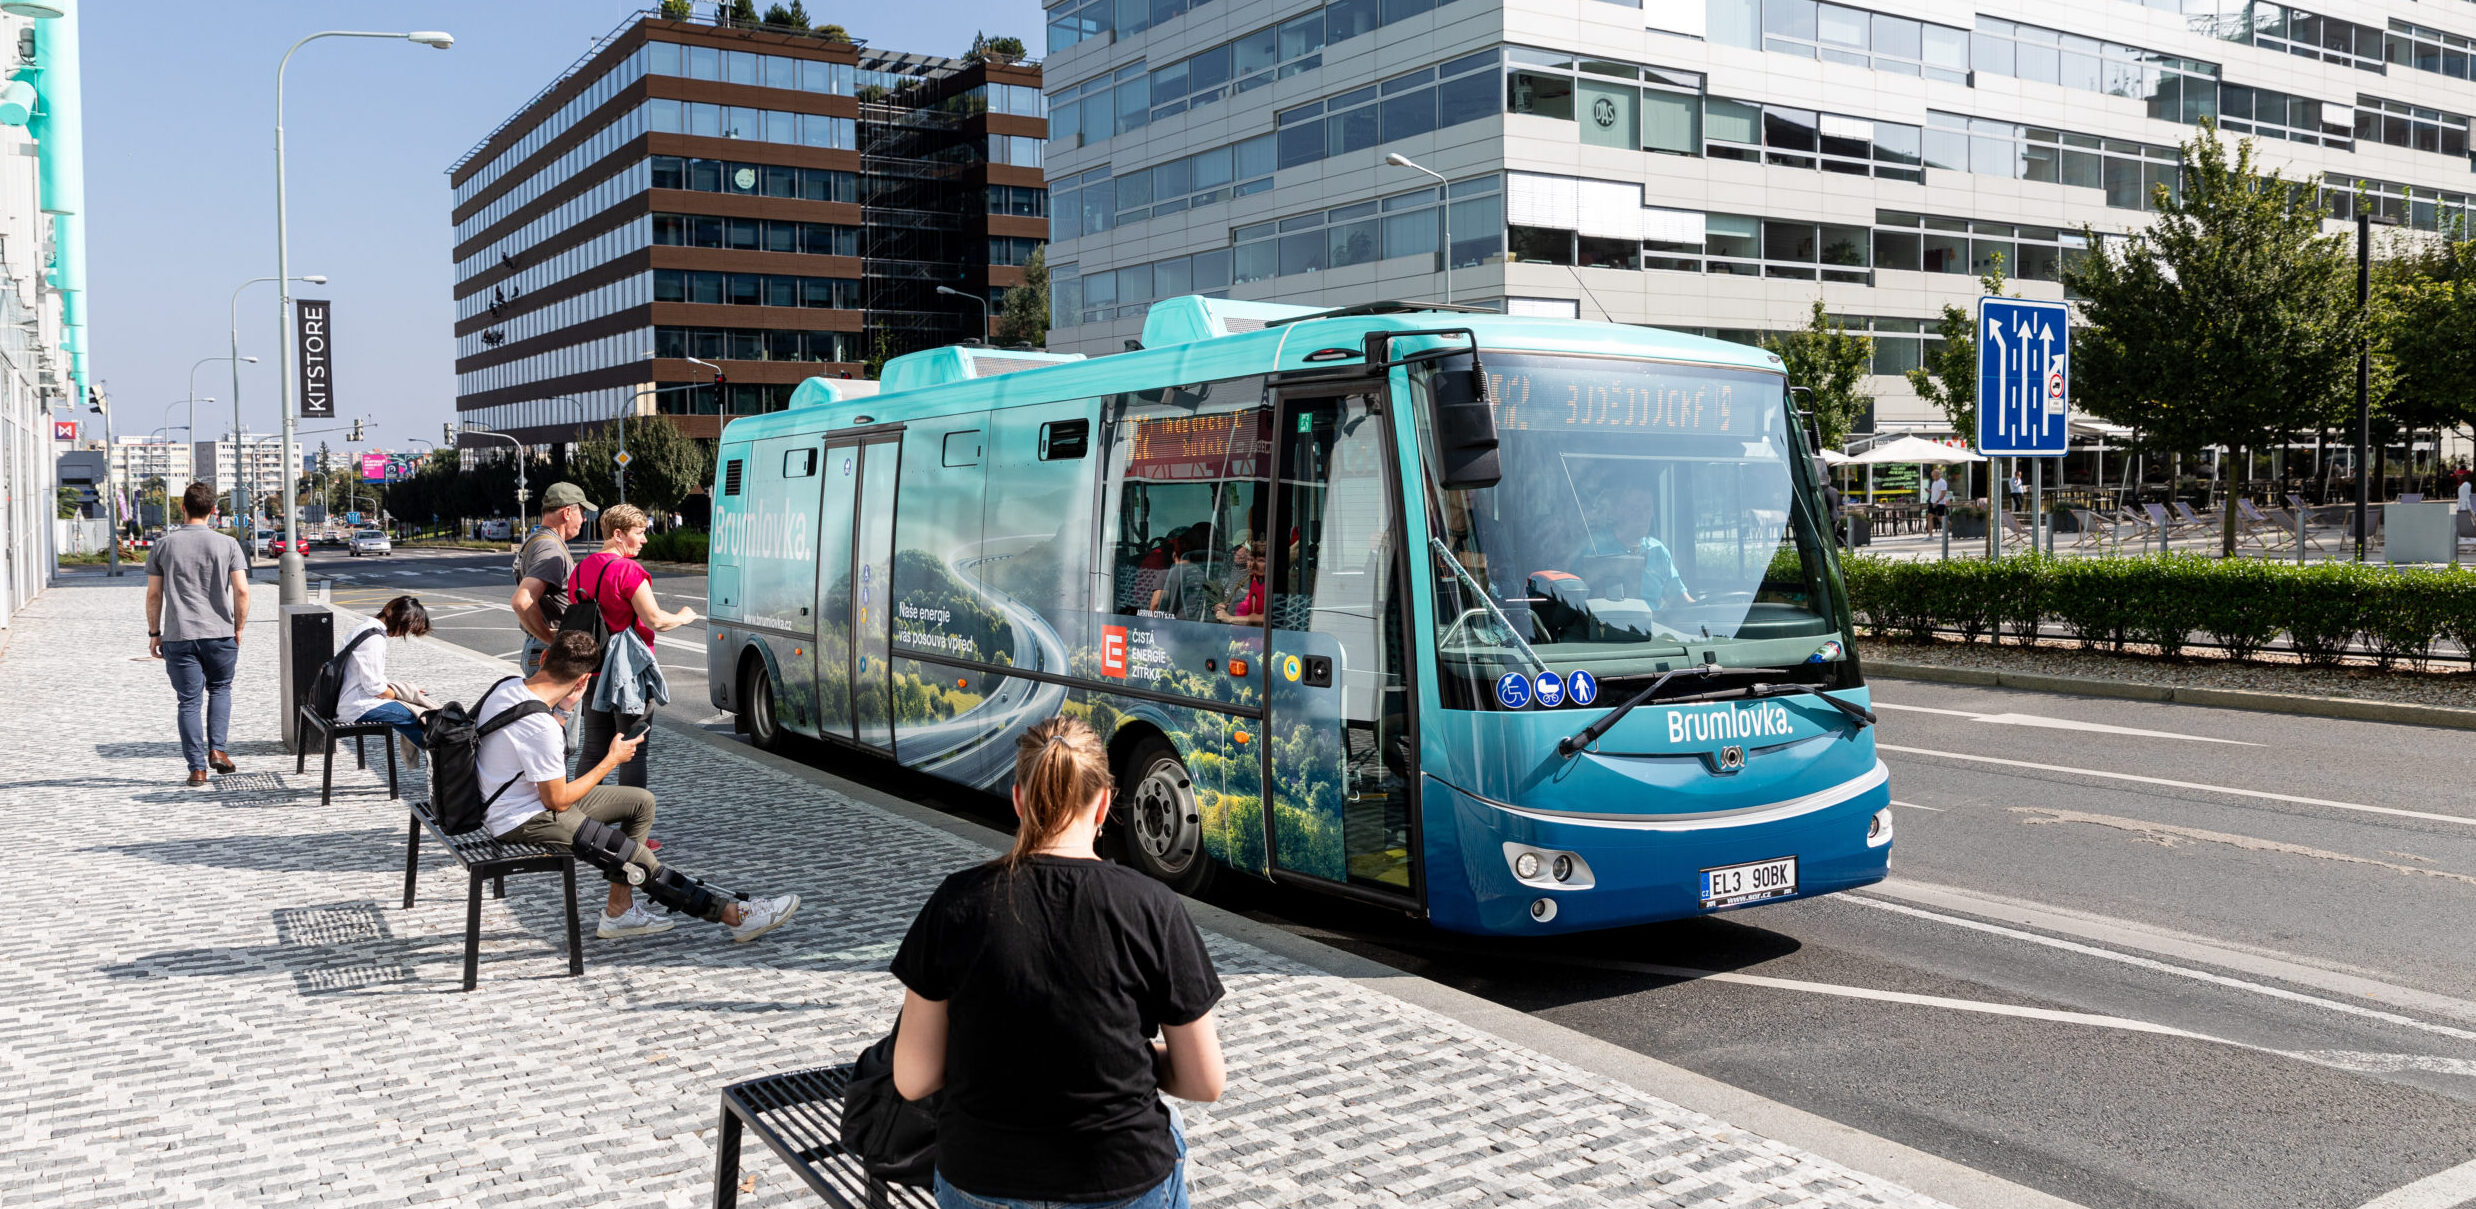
[2296,507,2306,565]
[280,604,334,755]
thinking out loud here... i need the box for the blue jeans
[935,1106,1188,1209]
[354,701,428,746]
[162,637,238,772]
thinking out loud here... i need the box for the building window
[1269,50,1500,173]
[651,213,861,256]
[1709,0,1969,81]
[989,236,1048,266]
[648,99,855,149]
[651,156,859,202]
[2355,95,2472,156]
[987,184,1051,217]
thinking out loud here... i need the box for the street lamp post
[935,285,991,343]
[90,387,122,576]
[188,355,254,484]
[274,29,452,604]
[231,273,325,561]
[1384,153,1453,305]
[458,423,528,540]
[2355,208,2372,562]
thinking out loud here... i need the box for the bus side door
[1263,390,1420,902]
[812,441,863,741]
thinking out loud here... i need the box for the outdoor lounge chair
[2171,500,2221,536]
[2069,508,2132,553]
[2234,498,2291,552]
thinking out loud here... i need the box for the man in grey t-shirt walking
[510,481,588,676]
[145,482,251,786]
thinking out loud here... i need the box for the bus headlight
[1503,843,1594,890]
[1867,806,1894,848]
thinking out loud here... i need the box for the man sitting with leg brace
[480,630,799,941]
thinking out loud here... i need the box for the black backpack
[842,1024,939,1186]
[306,628,382,723]
[422,676,554,835]
[558,554,616,652]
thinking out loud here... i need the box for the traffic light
[348,418,364,442]
[443,422,456,445]
[85,386,101,414]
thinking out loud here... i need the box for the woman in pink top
[1213,538,1266,626]
[570,504,699,788]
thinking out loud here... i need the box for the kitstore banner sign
[295,299,335,418]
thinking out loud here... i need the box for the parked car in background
[349,529,391,557]
[477,518,512,542]
[252,532,273,558]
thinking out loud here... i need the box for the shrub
[2278,561,2369,667]
[2364,568,2447,671]
[2435,571,2476,675]
[1986,555,2051,645]
[2119,554,2212,658]
[2192,557,2279,661]
[2048,557,2135,651]
[640,528,708,564]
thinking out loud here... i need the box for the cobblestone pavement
[1,582,1955,1209]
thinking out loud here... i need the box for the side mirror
[1430,367,1501,491]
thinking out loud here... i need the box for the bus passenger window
[942,430,983,467]
[1101,388,1270,619]
[782,448,817,478]
[1038,418,1089,460]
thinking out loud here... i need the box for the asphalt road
[312,546,2476,1209]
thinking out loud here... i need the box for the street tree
[1906,261,2012,451]
[659,0,692,18]
[573,416,711,517]
[2375,227,2476,493]
[1761,301,1874,449]
[2063,123,2359,554]
[994,247,1050,347]
[55,484,79,519]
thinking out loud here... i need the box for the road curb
[1866,659,2476,731]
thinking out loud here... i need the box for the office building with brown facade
[450,12,1047,446]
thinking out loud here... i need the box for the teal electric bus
[705,296,1889,934]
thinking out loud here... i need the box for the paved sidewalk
[0,581,1957,1208]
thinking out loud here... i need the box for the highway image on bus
[704,296,1890,934]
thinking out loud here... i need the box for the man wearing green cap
[511,482,590,677]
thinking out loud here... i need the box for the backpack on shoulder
[304,628,382,724]
[559,554,616,652]
[422,675,553,834]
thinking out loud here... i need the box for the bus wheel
[741,656,787,753]
[1116,737,1213,895]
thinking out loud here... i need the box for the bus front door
[1263,391,1420,903]
[814,436,900,748]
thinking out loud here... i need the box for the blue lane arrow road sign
[1976,297,2070,456]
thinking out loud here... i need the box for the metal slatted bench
[296,701,401,806]
[400,798,583,991]
[713,1064,932,1209]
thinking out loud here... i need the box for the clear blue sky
[84,0,1044,455]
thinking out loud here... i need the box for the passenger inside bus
[1212,538,1265,626]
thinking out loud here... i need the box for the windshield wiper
[1557,663,1783,758]
[1429,537,1545,672]
[1744,682,1877,728]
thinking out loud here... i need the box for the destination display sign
[1124,407,1272,482]
[1483,356,1776,437]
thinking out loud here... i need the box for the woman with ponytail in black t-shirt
[890,717,1226,1209]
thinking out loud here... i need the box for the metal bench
[713,1064,932,1209]
[296,701,401,806]
[400,798,583,992]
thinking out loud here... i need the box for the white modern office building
[1038,0,2476,433]
[109,436,191,489]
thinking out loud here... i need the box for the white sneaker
[728,894,799,943]
[597,902,677,939]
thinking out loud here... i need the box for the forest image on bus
[706,297,1891,936]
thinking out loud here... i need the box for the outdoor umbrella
[1847,435,1986,465]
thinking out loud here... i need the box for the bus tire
[1115,737,1214,895]
[741,654,788,753]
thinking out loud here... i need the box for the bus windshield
[1421,353,1850,708]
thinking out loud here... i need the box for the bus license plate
[1701,857,1797,908]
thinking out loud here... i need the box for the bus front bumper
[1423,762,1893,935]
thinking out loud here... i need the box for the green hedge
[639,529,708,564]
[1843,555,2476,669]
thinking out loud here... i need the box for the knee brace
[641,866,728,923]
[570,817,647,886]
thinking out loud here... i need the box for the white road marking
[1876,701,2257,745]
[2358,1157,2476,1209]
[1512,951,2476,1092]
[1878,743,2476,828]
[1863,879,2476,1026]
[1846,896,2476,1044]
[655,635,705,653]
[2013,806,2476,889]
[1889,800,1946,812]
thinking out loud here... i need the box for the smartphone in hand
[621,718,652,743]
